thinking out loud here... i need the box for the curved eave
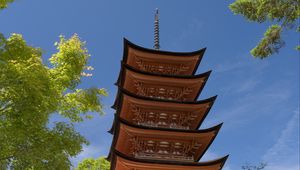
[115,62,212,86]
[109,92,216,134]
[113,149,229,169]
[109,91,215,134]
[120,118,223,162]
[123,38,206,75]
[124,38,206,57]
[107,115,116,134]
[114,65,210,103]
[111,87,217,109]
[108,116,223,164]
[119,117,223,134]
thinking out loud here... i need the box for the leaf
[0,33,106,169]
[0,0,14,9]
[75,157,110,170]
[251,25,284,58]
[229,0,300,58]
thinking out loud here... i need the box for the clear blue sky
[1,0,299,169]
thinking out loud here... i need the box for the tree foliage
[0,33,107,169]
[75,157,110,170]
[229,0,300,58]
[0,0,14,9]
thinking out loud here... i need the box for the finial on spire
[154,8,160,50]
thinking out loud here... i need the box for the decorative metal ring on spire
[154,8,160,50]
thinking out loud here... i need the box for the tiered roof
[111,89,216,130]
[116,64,211,101]
[108,39,228,170]
[113,150,228,170]
[122,39,205,75]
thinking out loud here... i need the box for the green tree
[75,157,110,170]
[0,33,107,169]
[229,0,300,58]
[0,0,14,9]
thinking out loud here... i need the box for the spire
[154,8,160,50]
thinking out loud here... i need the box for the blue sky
[1,0,299,169]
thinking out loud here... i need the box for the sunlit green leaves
[50,34,90,90]
[229,0,300,58]
[251,25,284,58]
[230,0,266,22]
[230,0,300,24]
[59,88,107,122]
[0,0,14,9]
[75,157,110,170]
[0,33,107,169]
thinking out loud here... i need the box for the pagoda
[107,9,228,170]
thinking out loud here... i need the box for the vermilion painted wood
[107,39,228,170]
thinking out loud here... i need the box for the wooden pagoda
[107,38,228,170]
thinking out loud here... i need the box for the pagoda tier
[110,118,222,162]
[109,89,216,131]
[114,63,211,102]
[111,150,228,170]
[122,38,206,75]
